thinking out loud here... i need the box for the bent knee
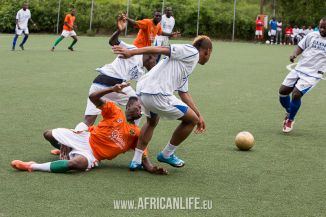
[69,157,88,171]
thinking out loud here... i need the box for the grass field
[1,34,326,217]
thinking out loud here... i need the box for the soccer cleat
[68,47,74,51]
[157,152,185,168]
[51,47,55,52]
[19,44,24,50]
[283,113,289,125]
[11,160,35,172]
[283,119,295,133]
[11,47,15,51]
[128,161,142,171]
[50,149,60,155]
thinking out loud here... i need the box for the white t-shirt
[16,9,31,29]
[136,44,199,96]
[96,41,144,81]
[277,22,282,31]
[296,32,326,77]
[161,14,175,34]
[293,28,299,36]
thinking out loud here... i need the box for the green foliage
[0,0,325,39]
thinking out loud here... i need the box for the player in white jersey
[154,7,175,47]
[74,16,156,131]
[279,17,326,133]
[12,3,36,51]
[113,35,212,170]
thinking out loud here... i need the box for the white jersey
[296,31,326,77]
[293,28,299,36]
[96,41,144,81]
[136,44,199,96]
[16,9,31,29]
[161,14,175,34]
[277,22,282,31]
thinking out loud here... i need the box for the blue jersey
[270,20,277,30]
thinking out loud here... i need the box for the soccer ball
[265,40,270,44]
[234,131,255,151]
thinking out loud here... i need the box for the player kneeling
[11,83,167,175]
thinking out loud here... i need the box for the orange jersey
[134,19,163,48]
[63,14,75,31]
[89,101,146,161]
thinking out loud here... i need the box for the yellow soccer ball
[235,131,255,151]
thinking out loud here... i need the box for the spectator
[276,19,283,44]
[284,24,293,45]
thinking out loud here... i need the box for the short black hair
[126,96,139,107]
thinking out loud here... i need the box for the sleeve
[136,19,149,30]
[28,10,31,19]
[64,15,70,23]
[177,79,189,92]
[119,40,136,49]
[99,101,115,118]
[170,44,199,62]
[16,11,20,20]
[298,33,313,50]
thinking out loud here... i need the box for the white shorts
[271,29,277,36]
[139,94,188,120]
[255,30,263,36]
[15,27,29,35]
[84,83,136,116]
[282,69,322,94]
[61,30,77,38]
[52,128,98,170]
[154,36,170,46]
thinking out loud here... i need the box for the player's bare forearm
[178,91,201,118]
[142,156,168,175]
[290,46,303,62]
[109,30,121,46]
[113,46,170,58]
[126,17,137,26]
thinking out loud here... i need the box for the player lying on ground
[279,16,326,133]
[113,35,212,170]
[123,10,180,48]
[51,9,78,51]
[11,83,168,175]
[74,15,157,131]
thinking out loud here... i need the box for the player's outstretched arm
[122,13,137,26]
[89,83,130,107]
[162,31,181,37]
[178,91,206,134]
[113,45,170,59]
[109,14,127,46]
[290,46,303,63]
[142,156,168,175]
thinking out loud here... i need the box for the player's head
[165,7,173,18]
[143,54,157,71]
[71,8,76,16]
[125,96,142,122]
[153,10,162,25]
[22,2,28,10]
[192,35,213,65]
[319,17,326,37]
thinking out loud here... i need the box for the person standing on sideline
[269,17,277,44]
[255,16,264,42]
[51,9,78,51]
[276,19,283,44]
[12,2,36,51]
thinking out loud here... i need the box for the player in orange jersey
[11,83,167,175]
[123,10,180,48]
[51,9,78,51]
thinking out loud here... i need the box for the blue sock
[21,35,29,45]
[12,35,18,48]
[288,98,301,120]
[279,95,290,113]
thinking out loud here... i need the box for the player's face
[71,9,76,16]
[153,12,162,24]
[23,3,28,10]
[166,8,172,17]
[126,100,142,121]
[199,48,212,65]
[319,20,326,37]
[143,54,157,71]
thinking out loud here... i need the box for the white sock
[162,143,177,158]
[31,162,51,172]
[75,122,89,131]
[132,148,144,164]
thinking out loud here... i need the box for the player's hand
[195,116,206,134]
[148,165,169,175]
[289,55,296,63]
[17,25,21,30]
[60,144,72,160]
[112,82,130,94]
[112,45,133,58]
[171,31,181,38]
[117,14,127,31]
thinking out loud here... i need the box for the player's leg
[11,155,88,173]
[43,129,62,149]
[51,35,65,51]
[68,35,78,51]
[279,70,298,115]
[12,34,20,51]
[19,29,29,50]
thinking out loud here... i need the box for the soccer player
[123,10,179,48]
[113,35,212,170]
[269,17,277,44]
[11,83,168,175]
[154,7,175,47]
[12,2,36,51]
[255,17,264,42]
[279,17,326,133]
[51,9,78,51]
[74,15,157,130]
